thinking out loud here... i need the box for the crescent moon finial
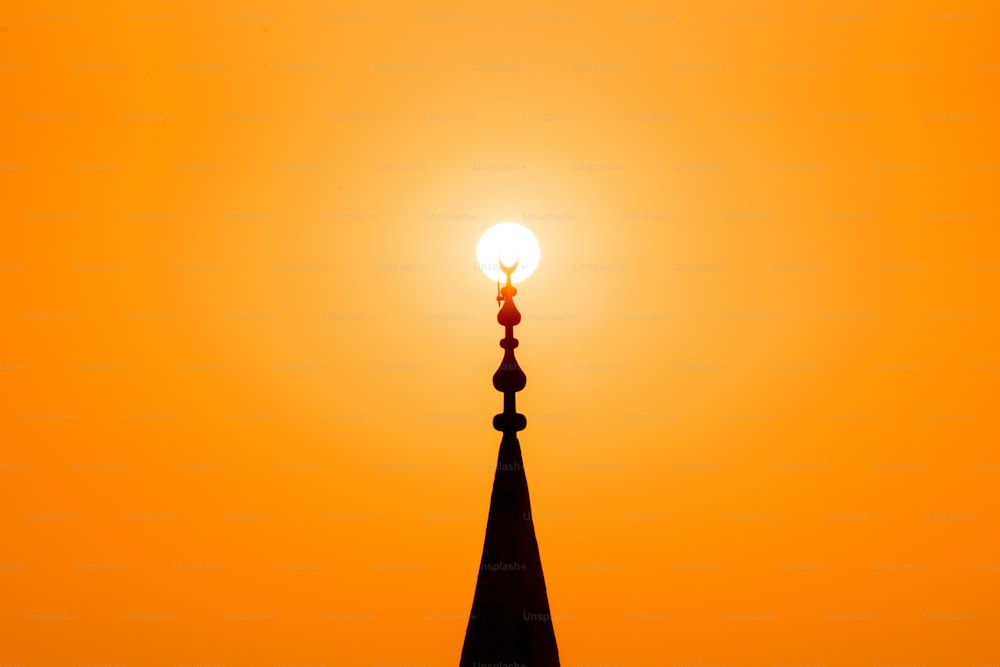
[498,254,519,276]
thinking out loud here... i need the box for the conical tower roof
[460,432,559,665]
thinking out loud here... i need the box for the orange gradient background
[2,1,999,665]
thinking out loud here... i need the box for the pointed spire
[459,434,559,665]
[461,262,560,665]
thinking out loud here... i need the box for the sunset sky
[2,1,999,665]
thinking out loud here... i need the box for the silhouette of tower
[460,260,560,666]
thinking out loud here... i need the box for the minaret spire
[460,259,560,666]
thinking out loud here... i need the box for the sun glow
[476,222,540,284]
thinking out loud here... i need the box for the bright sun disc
[476,222,540,284]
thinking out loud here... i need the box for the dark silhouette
[460,261,560,666]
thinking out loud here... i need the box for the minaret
[460,259,560,666]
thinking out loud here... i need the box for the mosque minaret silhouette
[460,258,560,666]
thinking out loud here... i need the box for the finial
[498,255,518,287]
[496,255,518,306]
[493,253,526,432]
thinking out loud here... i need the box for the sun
[476,222,540,284]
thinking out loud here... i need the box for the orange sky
[2,1,998,665]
